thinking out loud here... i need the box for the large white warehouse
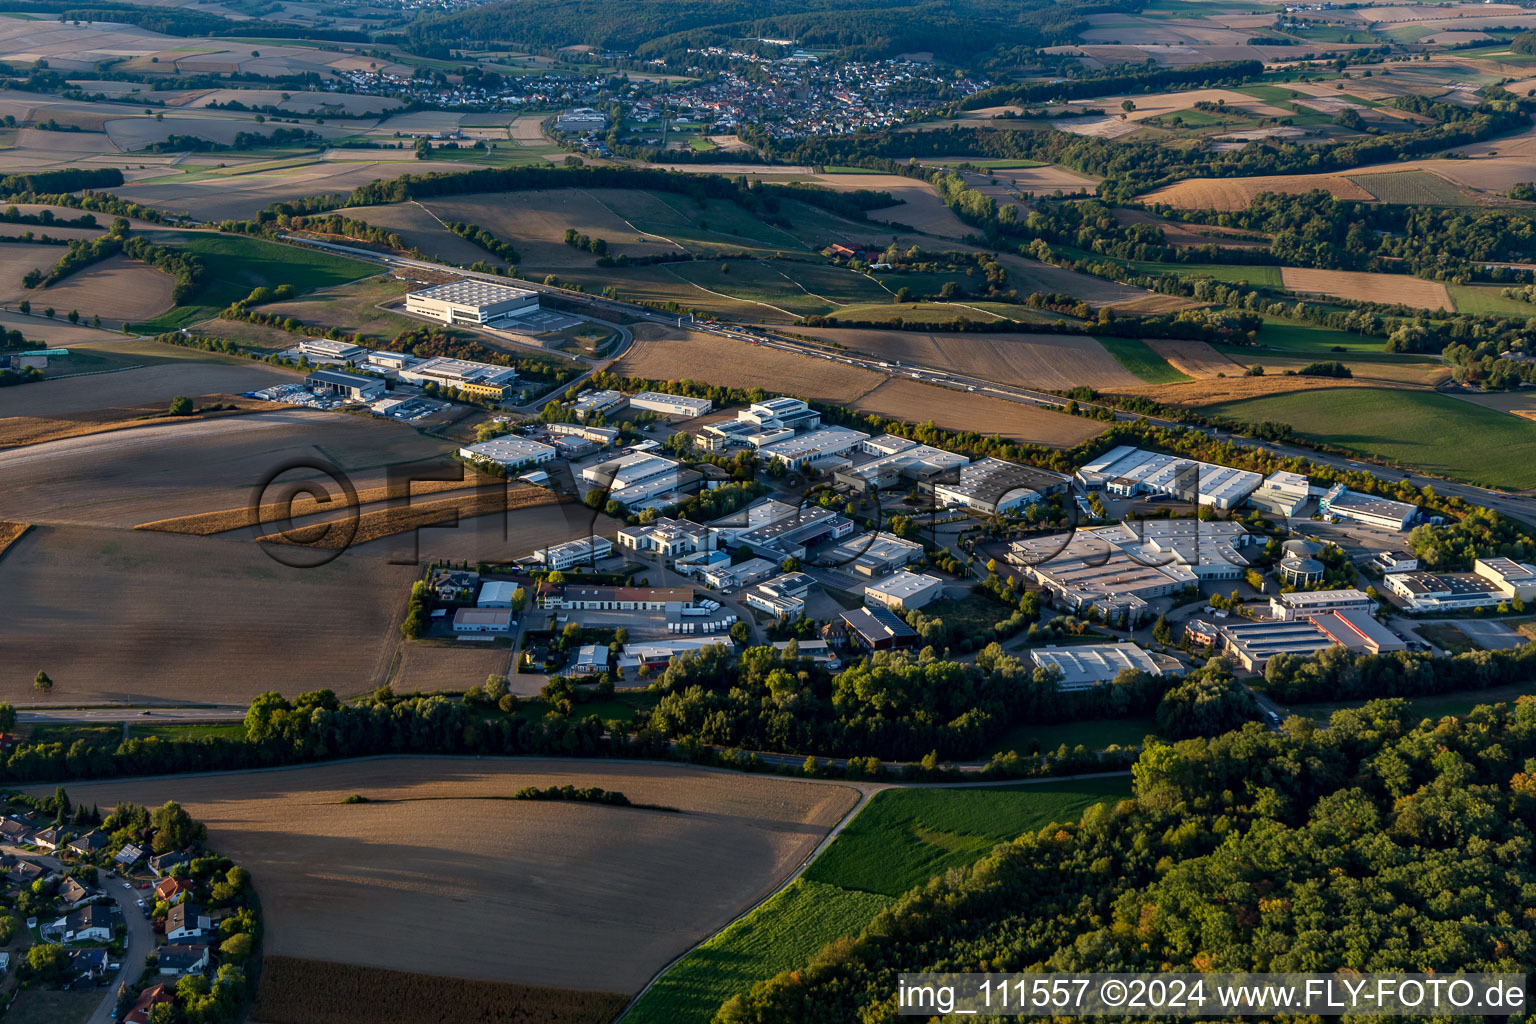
[405,280,539,326]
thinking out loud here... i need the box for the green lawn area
[1205,386,1536,489]
[1254,318,1386,354]
[687,136,718,153]
[1234,84,1308,104]
[984,716,1157,758]
[1449,284,1536,318]
[136,234,377,331]
[596,190,809,255]
[805,779,1132,897]
[26,724,119,747]
[623,879,893,1024]
[1122,259,1284,287]
[627,778,1131,1024]
[1095,335,1191,385]
[127,721,246,741]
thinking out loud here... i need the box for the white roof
[478,581,520,603]
[1030,642,1163,687]
[460,436,555,463]
[409,279,536,307]
[865,571,943,601]
[1275,588,1372,607]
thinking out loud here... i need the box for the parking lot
[501,309,585,332]
[1445,619,1528,650]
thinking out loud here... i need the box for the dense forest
[403,0,1121,61]
[959,59,1263,110]
[718,696,1536,1022]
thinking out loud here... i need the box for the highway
[279,235,1536,526]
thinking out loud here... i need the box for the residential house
[155,876,192,903]
[9,860,44,884]
[32,826,63,851]
[157,944,210,975]
[148,850,190,878]
[125,984,176,1024]
[69,947,108,980]
[166,902,211,942]
[114,844,144,868]
[61,903,114,942]
[59,877,92,907]
[0,818,35,844]
[67,830,110,856]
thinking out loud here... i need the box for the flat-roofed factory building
[405,280,540,326]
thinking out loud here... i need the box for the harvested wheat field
[1145,339,1248,378]
[1450,389,1536,422]
[0,360,290,419]
[1140,174,1377,211]
[0,398,271,449]
[47,759,861,993]
[853,378,1106,446]
[809,174,972,238]
[611,324,882,403]
[1281,267,1453,311]
[0,408,454,529]
[1110,373,1392,407]
[388,643,513,696]
[0,524,414,703]
[255,486,562,549]
[1113,209,1268,249]
[137,474,505,536]
[792,327,1141,390]
[0,243,90,301]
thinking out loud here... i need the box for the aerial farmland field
[1205,386,1536,488]
[40,759,860,994]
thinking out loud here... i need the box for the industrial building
[1076,446,1263,510]
[568,389,626,421]
[1247,470,1311,517]
[537,584,695,611]
[757,426,870,470]
[1010,521,1255,622]
[743,572,816,618]
[629,391,712,418]
[1218,618,1339,671]
[398,356,519,399]
[618,517,716,559]
[404,280,539,326]
[834,435,970,492]
[571,645,609,675]
[617,636,733,673]
[1269,588,1374,621]
[531,535,613,570]
[297,338,367,363]
[1318,484,1417,531]
[305,369,384,401]
[698,398,824,451]
[733,504,855,560]
[932,457,1067,515]
[1308,609,1406,656]
[476,581,521,608]
[821,530,925,577]
[548,422,619,445]
[555,107,608,131]
[458,436,556,471]
[452,608,513,634]
[1279,556,1325,587]
[580,452,697,506]
[701,557,777,590]
[367,350,415,370]
[1383,558,1536,611]
[840,606,919,651]
[1030,642,1166,692]
[864,571,944,612]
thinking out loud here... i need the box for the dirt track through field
[41,759,860,994]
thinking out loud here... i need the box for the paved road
[17,706,246,725]
[90,873,154,1024]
